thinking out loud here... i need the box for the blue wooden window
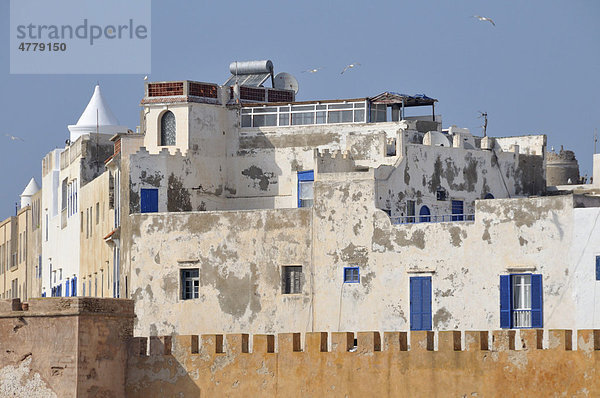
[410,276,432,331]
[596,256,600,280]
[500,274,543,329]
[71,277,77,297]
[65,279,70,297]
[419,206,431,222]
[499,275,511,328]
[344,267,359,283]
[451,200,464,221]
[297,170,314,208]
[140,188,159,213]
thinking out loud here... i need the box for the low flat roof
[370,92,437,107]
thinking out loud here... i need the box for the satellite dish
[274,72,299,94]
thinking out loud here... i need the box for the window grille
[282,266,302,294]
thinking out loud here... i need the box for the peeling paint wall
[130,208,312,336]
[375,134,545,219]
[129,165,599,335]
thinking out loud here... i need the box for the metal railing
[512,309,532,328]
[390,213,474,225]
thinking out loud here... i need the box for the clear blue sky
[0,1,598,219]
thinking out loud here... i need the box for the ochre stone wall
[127,329,600,397]
[2,298,599,397]
[0,297,134,398]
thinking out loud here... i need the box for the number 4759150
[18,43,67,51]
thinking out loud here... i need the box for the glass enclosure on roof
[241,101,367,128]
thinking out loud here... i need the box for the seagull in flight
[472,15,495,26]
[341,63,361,74]
[5,134,24,142]
[302,67,322,74]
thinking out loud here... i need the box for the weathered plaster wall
[126,329,600,397]
[227,122,399,210]
[571,207,600,329]
[495,134,546,156]
[0,298,134,398]
[129,167,597,335]
[314,175,575,332]
[375,139,545,219]
[130,208,312,336]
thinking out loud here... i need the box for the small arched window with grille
[160,111,176,146]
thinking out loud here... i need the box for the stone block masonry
[2,298,600,397]
[0,297,134,398]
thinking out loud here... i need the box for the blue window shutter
[410,277,432,331]
[410,278,421,330]
[500,275,511,328]
[65,279,70,297]
[531,274,543,328]
[73,277,77,297]
[596,256,600,280]
[422,277,432,330]
[141,189,159,213]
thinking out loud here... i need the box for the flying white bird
[5,134,24,142]
[144,76,148,81]
[302,67,322,74]
[341,63,361,74]
[472,15,495,26]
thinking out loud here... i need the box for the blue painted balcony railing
[390,213,475,225]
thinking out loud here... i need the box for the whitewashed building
[40,85,126,297]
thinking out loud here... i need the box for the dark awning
[370,92,437,107]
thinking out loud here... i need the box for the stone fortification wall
[127,329,600,397]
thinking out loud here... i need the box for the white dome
[67,85,127,142]
[20,177,40,208]
[423,131,451,147]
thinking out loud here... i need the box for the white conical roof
[67,84,127,142]
[75,85,120,127]
[21,177,40,197]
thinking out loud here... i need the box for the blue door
[419,206,431,222]
[451,200,464,221]
[410,276,432,330]
[141,188,159,213]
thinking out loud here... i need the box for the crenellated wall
[126,329,600,397]
[1,298,599,397]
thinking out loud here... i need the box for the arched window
[160,111,176,146]
[484,193,494,199]
[419,206,431,223]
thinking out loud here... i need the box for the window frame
[343,267,360,283]
[159,110,177,146]
[180,268,199,300]
[500,273,543,329]
[297,170,314,208]
[282,265,303,294]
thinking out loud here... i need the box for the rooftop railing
[241,101,367,128]
[391,213,475,225]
